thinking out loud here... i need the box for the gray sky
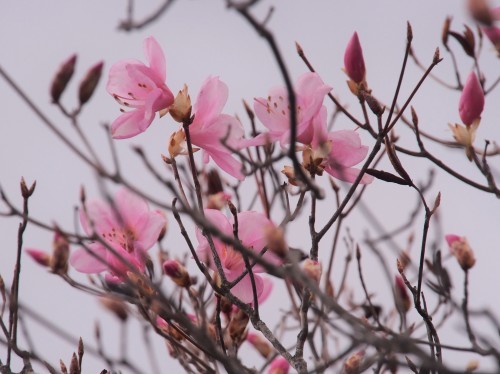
[1,0,499,372]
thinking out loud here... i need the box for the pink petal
[324,165,373,184]
[445,234,461,247]
[228,272,264,304]
[328,130,369,168]
[208,150,245,181]
[144,36,166,83]
[114,188,148,227]
[80,199,118,237]
[193,76,228,127]
[459,72,485,126]
[295,73,332,132]
[111,108,154,139]
[70,243,109,273]
[482,26,500,47]
[236,211,272,254]
[253,88,290,134]
[344,32,366,83]
[134,211,167,250]
[257,277,273,304]
[107,59,147,101]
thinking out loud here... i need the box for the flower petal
[111,109,154,139]
[193,76,228,127]
[144,36,166,83]
[328,130,368,168]
[325,165,373,184]
[70,243,109,273]
[228,272,264,304]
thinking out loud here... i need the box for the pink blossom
[267,357,290,374]
[188,77,246,180]
[195,209,281,304]
[458,72,484,126]
[310,108,373,184]
[107,36,174,139]
[252,72,332,147]
[70,188,166,282]
[344,32,366,84]
[482,26,500,50]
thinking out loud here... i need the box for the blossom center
[101,227,136,253]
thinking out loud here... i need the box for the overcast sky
[1,1,499,372]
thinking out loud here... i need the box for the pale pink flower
[188,77,246,180]
[310,107,373,184]
[268,357,290,374]
[195,209,281,304]
[459,72,484,126]
[107,36,174,139]
[252,72,332,147]
[70,188,166,282]
[344,32,366,84]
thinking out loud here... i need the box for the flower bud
[445,235,476,270]
[247,332,272,358]
[394,275,411,313]
[342,351,365,374]
[228,308,249,346]
[303,259,322,284]
[207,192,231,210]
[169,85,192,123]
[344,32,366,84]
[79,61,103,105]
[163,259,192,288]
[482,26,500,56]
[168,129,191,158]
[99,296,128,321]
[467,0,493,26]
[50,232,69,275]
[25,248,51,267]
[268,357,289,374]
[51,54,77,103]
[264,225,288,258]
[459,72,484,126]
[448,122,479,160]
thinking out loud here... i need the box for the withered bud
[79,61,103,105]
[99,296,129,321]
[219,295,234,316]
[433,47,442,64]
[468,0,493,26]
[163,259,192,288]
[60,359,68,374]
[50,232,69,274]
[342,351,365,374]
[207,169,224,195]
[228,308,249,345]
[69,352,79,374]
[407,21,413,43]
[168,129,192,158]
[303,259,322,284]
[394,275,412,313]
[247,332,272,358]
[51,54,77,103]
[20,177,36,198]
[78,337,84,362]
[282,165,300,186]
[442,17,452,48]
[127,271,155,297]
[398,251,411,271]
[410,106,418,127]
[157,210,168,242]
[264,225,288,258]
[169,84,192,123]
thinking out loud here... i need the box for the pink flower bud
[394,275,411,313]
[247,332,272,358]
[344,32,366,84]
[50,54,77,103]
[79,61,103,105]
[268,357,289,374]
[459,72,484,126]
[25,249,51,267]
[163,259,192,288]
[445,234,476,270]
[482,26,500,55]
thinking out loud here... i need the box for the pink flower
[268,357,289,374]
[188,77,246,180]
[195,209,281,304]
[107,36,174,139]
[252,72,332,147]
[344,32,366,84]
[459,72,484,126]
[70,188,166,282]
[482,26,500,52]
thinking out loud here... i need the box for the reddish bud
[50,232,69,274]
[303,259,322,284]
[228,308,249,346]
[51,54,77,103]
[247,332,272,358]
[163,259,191,288]
[445,235,476,270]
[268,357,289,374]
[459,72,484,126]
[394,275,412,313]
[78,61,103,105]
[99,296,129,321]
[344,32,366,84]
[25,248,51,267]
